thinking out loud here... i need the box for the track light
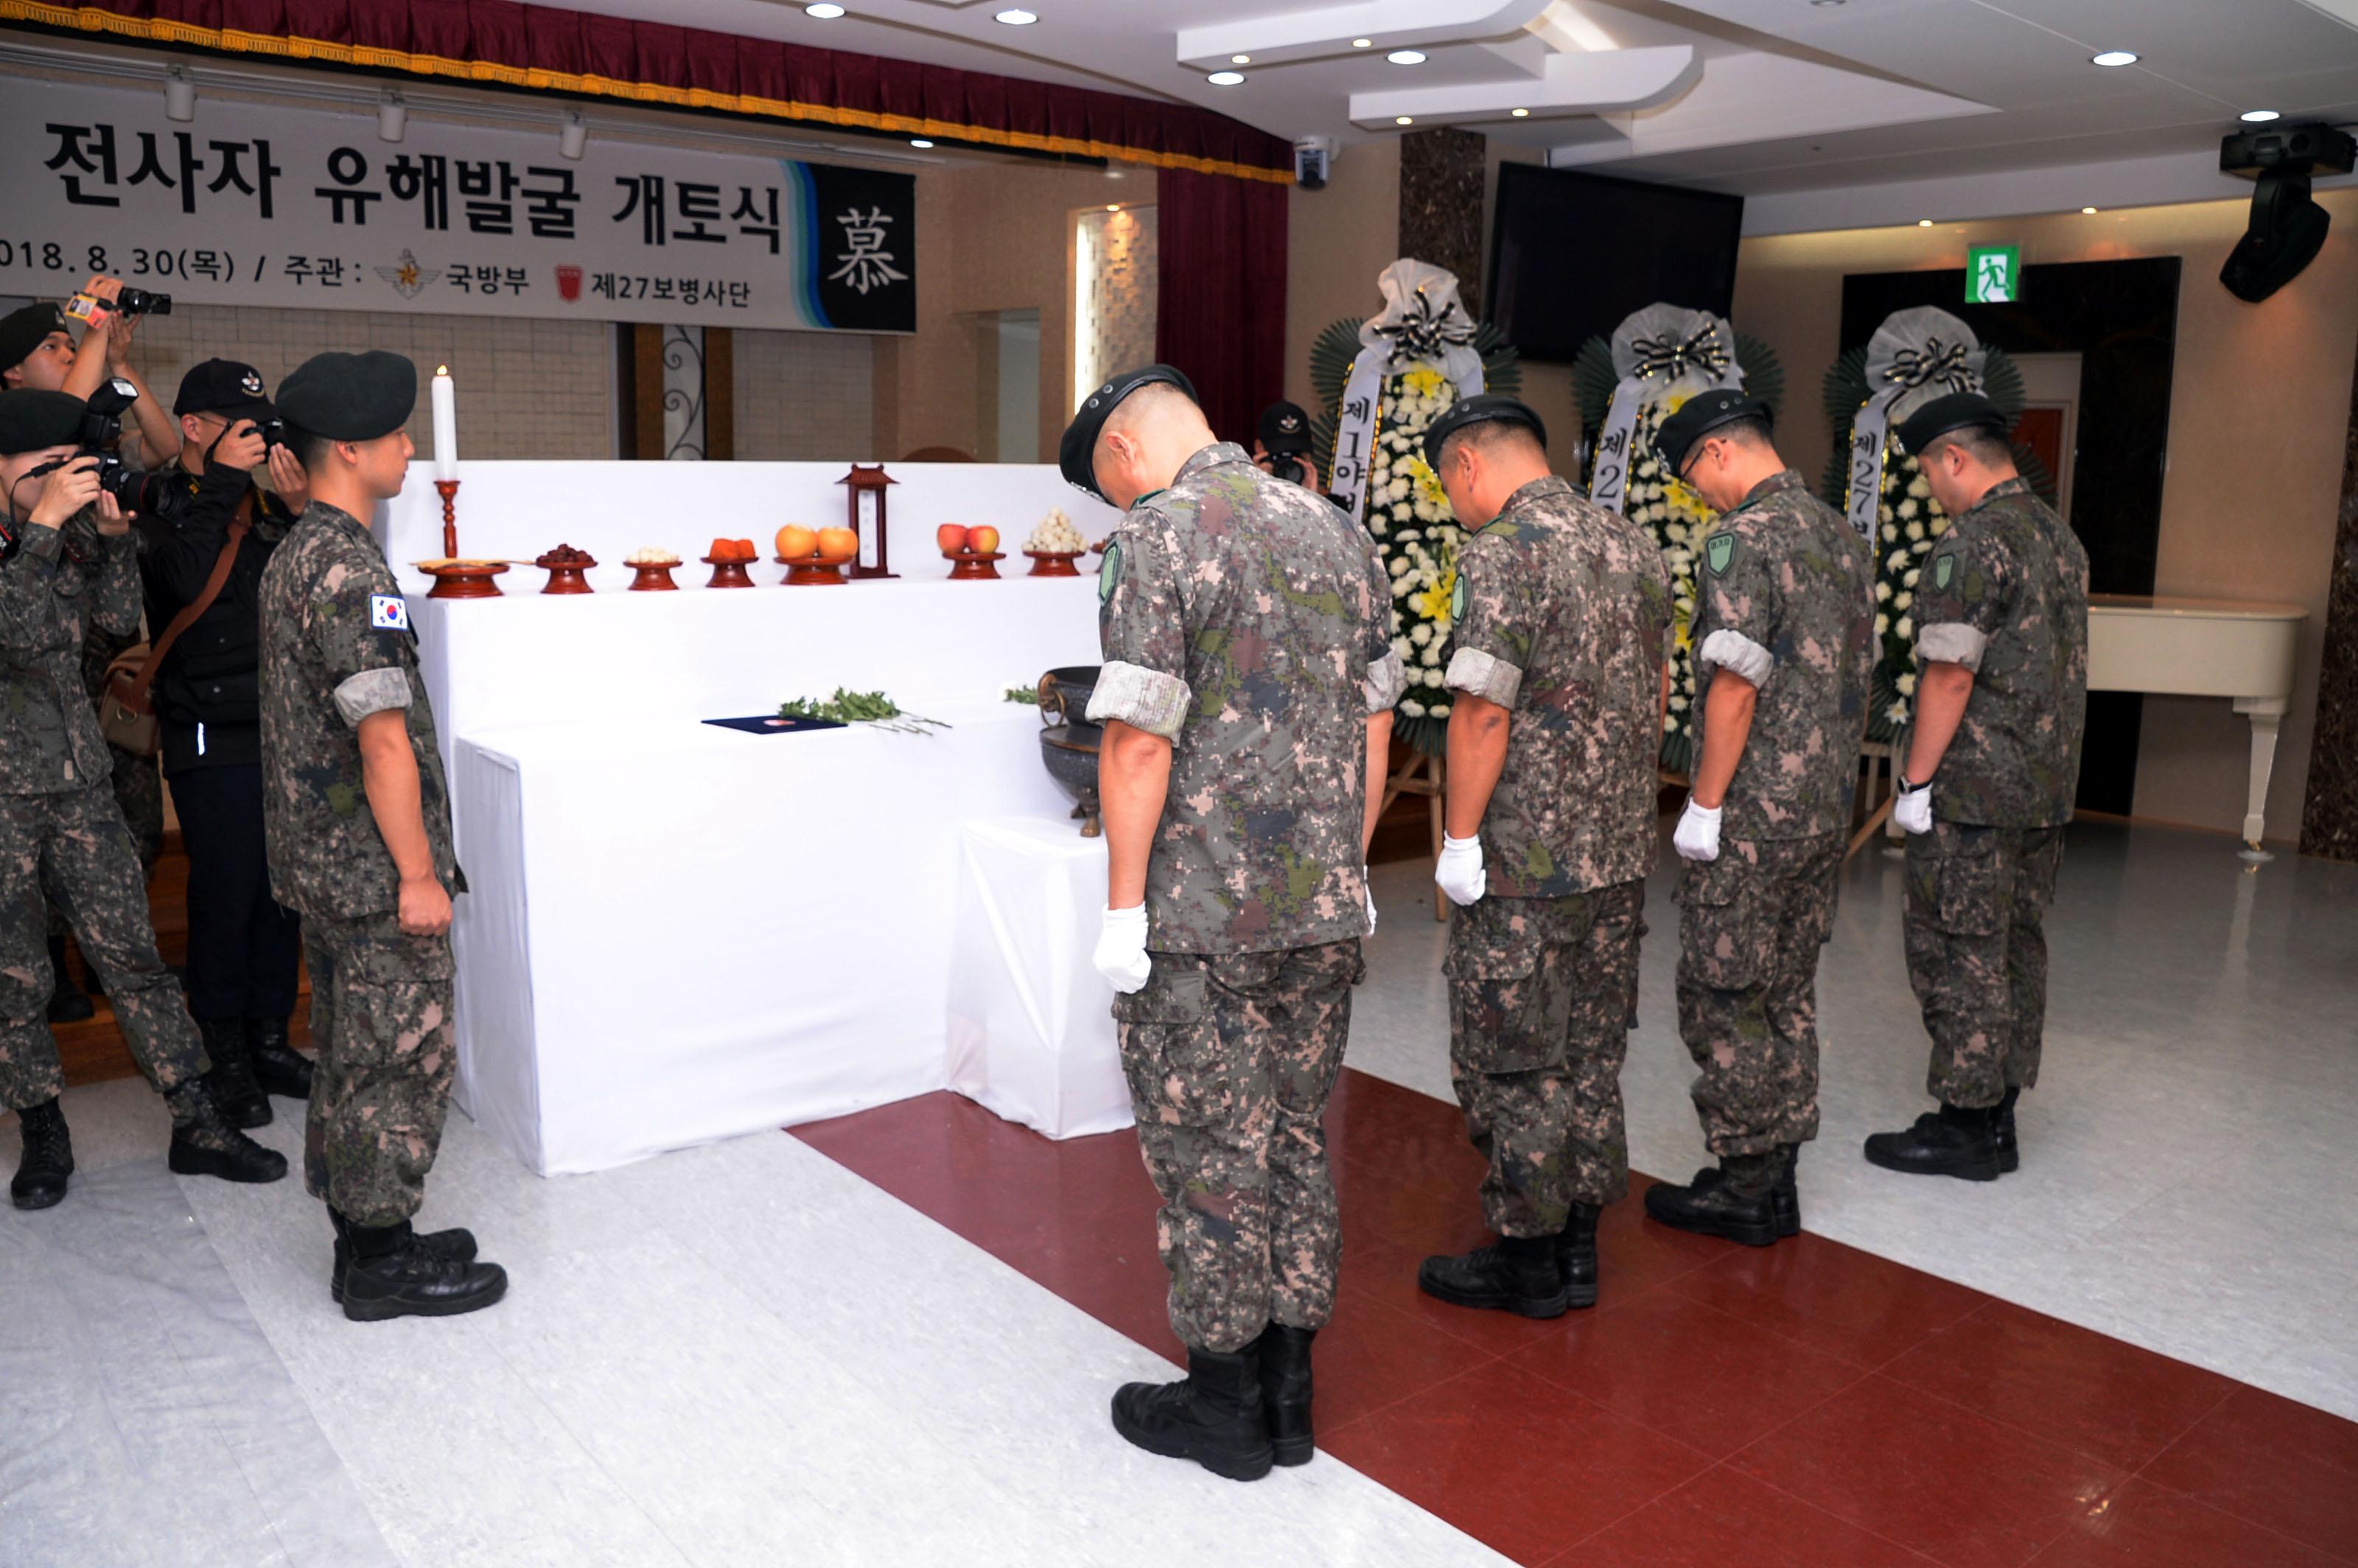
[559,111,587,161]
[164,66,195,122]
[377,89,407,143]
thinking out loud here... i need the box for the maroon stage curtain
[1155,167,1288,451]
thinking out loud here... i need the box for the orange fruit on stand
[815,526,859,564]
[777,525,817,559]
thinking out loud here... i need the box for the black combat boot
[1644,1156,1780,1247]
[164,1079,290,1184]
[198,1017,271,1129]
[10,1099,74,1211]
[1863,1102,2001,1181]
[1554,1202,1600,1309]
[1255,1323,1317,1467]
[1773,1144,1802,1239]
[246,1017,315,1102]
[1110,1344,1273,1482]
[327,1208,481,1304]
[45,934,94,1023]
[1995,1086,2021,1175]
[1417,1232,1570,1318]
[341,1220,510,1323]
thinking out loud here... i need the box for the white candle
[431,365,458,481]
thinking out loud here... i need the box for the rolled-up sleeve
[1088,523,1193,738]
[1444,534,1530,707]
[1697,628,1774,687]
[1916,623,1989,671]
[1364,649,1407,713]
[333,666,412,727]
[1696,528,1777,688]
[1914,534,2004,673]
[1444,645,1520,707]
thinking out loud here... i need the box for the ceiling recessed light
[909,139,934,148]
[2091,49,2138,66]
[1811,0,1846,7]
[1388,49,1427,64]
[1395,115,1414,125]
[1105,204,1119,212]
[805,2,845,15]
[1206,70,1245,85]
[1511,107,1529,117]
[1917,218,1934,227]
[993,7,1037,22]
[1231,54,1250,64]
[2241,108,2281,123]
[1351,38,1373,48]
[2081,206,2099,214]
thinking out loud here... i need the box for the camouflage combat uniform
[1443,475,1671,1236]
[41,617,166,956]
[1676,470,1875,1155]
[1088,441,1402,1355]
[259,500,463,1228]
[1,513,208,1111]
[1901,477,2088,1107]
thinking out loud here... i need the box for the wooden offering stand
[1024,550,1083,578]
[536,547,596,595]
[425,479,508,599]
[943,550,1006,581]
[627,560,682,592]
[702,554,758,589]
[780,553,853,587]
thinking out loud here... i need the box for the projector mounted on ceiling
[2218,122,2354,303]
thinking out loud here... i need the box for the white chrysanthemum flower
[1393,634,1414,660]
[1894,591,1913,611]
[1431,701,1452,719]
[1410,622,1432,646]
[1906,522,1924,542]
[1908,477,1931,499]
[1912,539,1932,556]
[1403,699,1427,718]
[1389,556,1413,576]
[1668,694,1687,712]
[1896,672,1917,696]
[1930,516,1951,536]
[1888,701,1909,724]
[1882,525,1899,543]
[1876,581,1894,603]
[1898,499,1919,521]
[1895,615,1913,638]
[1887,550,1911,573]
[1875,612,1889,635]
[1904,569,1920,588]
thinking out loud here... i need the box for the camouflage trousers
[1,785,207,1113]
[1673,831,1846,1156]
[43,738,164,940]
[1445,881,1646,1237]
[1116,941,1360,1354]
[1904,821,2065,1108]
[303,911,458,1228]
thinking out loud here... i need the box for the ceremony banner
[0,77,916,333]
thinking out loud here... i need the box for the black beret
[1257,399,1312,455]
[0,303,69,375]
[1896,391,2008,458]
[175,358,277,421]
[1421,394,1547,469]
[1058,364,1198,501]
[1656,390,1772,477]
[0,389,86,455]
[277,350,417,442]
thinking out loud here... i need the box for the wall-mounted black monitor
[1486,163,1746,363]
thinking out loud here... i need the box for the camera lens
[116,287,172,316]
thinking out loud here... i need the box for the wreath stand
[1380,752,1450,922]
[1847,741,1904,859]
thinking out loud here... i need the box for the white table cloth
[946,817,1131,1141]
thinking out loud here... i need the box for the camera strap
[112,503,251,720]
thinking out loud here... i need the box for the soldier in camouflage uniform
[1869,393,2088,1180]
[1062,365,1400,1483]
[1415,396,1671,1317]
[1643,391,1875,1246]
[262,351,504,1320]
[0,388,285,1210]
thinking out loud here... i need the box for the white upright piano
[2087,595,2307,856]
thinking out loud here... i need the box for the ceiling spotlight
[993,7,1037,21]
[1207,70,1245,85]
[1388,49,1427,64]
[2091,49,2138,66]
[1510,107,1530,118]
[1105,203,1120,212]
[2081,206,2099,214]
[806,2,846,17]
[1917,217,1934,227]
[377,89,407,143]
[1811,0,1846,7]
[163,65,195,122]
[1395,115,1414,126]
[2240,108,2281,123]
[1231,54,1250,64]
[1351,38,1373,48]
[909,138,934,148]
[559,111,587,161]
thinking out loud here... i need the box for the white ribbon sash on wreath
[1589,304,1743,516]
[1843,305,1988,539]
[1329,259,1486,522]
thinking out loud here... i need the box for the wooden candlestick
[435,478,459,559]
[423,477,505,598]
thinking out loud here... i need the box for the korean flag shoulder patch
[369,594,410,632]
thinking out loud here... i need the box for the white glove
[1364,872,1379,937]
[1434,835,1486,906]
[1673,798,1723,862]
[1894,779,1935,836]
[1094,905,1152,994]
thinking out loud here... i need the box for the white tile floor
[2,816,2353,1568]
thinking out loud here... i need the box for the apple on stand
[969,525,1001,556]
[938,524,970,556]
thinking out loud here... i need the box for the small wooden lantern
[840,463,898,581]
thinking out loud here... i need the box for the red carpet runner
[795,1071,2358,1565]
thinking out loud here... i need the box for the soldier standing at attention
[262,351,505,1320]
[1065,366,1401,1483]
[1,389,284,1208]
[1867,393,2088,1180]
[1416,396,1671,1317]
[1643,391,1875,1245]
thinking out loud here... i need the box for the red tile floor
[795,1071,2358,1567]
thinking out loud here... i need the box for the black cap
[0,303,69,374]
[1896,391,2008,458]
[0,389,88,455]
[1655,390,1772,477]
[277,350,417,442]
[1058,364,1198,501]
[174,358,278,422]
[1421,394,1547,470]
[1257,400,1312,455]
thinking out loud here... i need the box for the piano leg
[2232,696,2289,861]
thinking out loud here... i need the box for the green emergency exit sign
[1967,245,2021,304]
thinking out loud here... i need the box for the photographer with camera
[0,286,181,468]
[130,360,313,1127]
[0,387,286,1210]
[1252,400,1320,491]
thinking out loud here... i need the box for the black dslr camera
[75,377,186,522]
[113,287,172,317]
